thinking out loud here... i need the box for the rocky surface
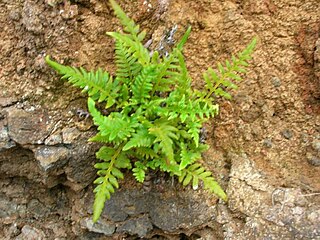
[0,0,319,239]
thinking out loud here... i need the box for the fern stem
[204,80,223,100]
[104,143,125,180]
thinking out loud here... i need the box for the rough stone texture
[81,218,116,236]
[223,153,320,239]
[15,225,46,240]
[7,108,52,145]
[116,215,153,237]
[0,0,319,239]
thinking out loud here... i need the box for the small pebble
[272,77,281,87]
[263,138,273,148]
[307,156,320,166]
[311,141,320,152]
[282,129,293,139]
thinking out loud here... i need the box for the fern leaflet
[132,161,147,182]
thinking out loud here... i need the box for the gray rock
[227,153,320,239]
[272,77,281,87]
[81,217,115,236]
[7,108,52,145]
[22,0,44,34]
[263,138,273,148]
[0,194,18,218]
[27,199,49,218]
[5,223,20,239]
[34,146,69,171]
[117,215,153,238]
[307,156,320,166]
[311,140,320,152]
[0,124,16,151]
[15,225,46,240]
[100,189,216,233]
[0,97,18,107]
[282,129,293,140]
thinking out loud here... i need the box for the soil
[0,0,319,239]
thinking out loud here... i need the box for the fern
[46,56,119,108]
[148,119,178,163]
[132,161,147,182]
[114,40,142,84]
[202,38,257,101]
[179,163,227,200]
[46,0,256,223]
[131,66,156,103]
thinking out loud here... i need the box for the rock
[311,140,320,152]
[22,0,44,34]
[4,223,21,239]
[307,156,320,166]
[81,217,115,236]
[44,133,63,145]
[0,97,18,107]
[227,153,320,239]
[282,129,293,140]
[0,194,18,218]
[7,108,52,145]
[263,138,273,148]
[99,189,216,233]
[0,122,16,151]
[34,146,69,171]
[27,199,49,218]
[272,77,281,87]
[61,3,79,20]
[15,225,46,240]
[62,127,81,144]
[117,215,153,238]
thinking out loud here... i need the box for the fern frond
[203,37,256,100]
[179,163,227,200]
[175,50,191,95]
[186,121,201,147]
[93,144,124,222]
[150,27,191,94]
[132,161,147,182]
[46,56,119,108]
[134,147,159,160]
[88,98,138,143]
[176,26,191,51]
[151,50,180,94]
[115,40,142,84]
[146,158,181,176]
[107,32,150,66]
[123,127,155,151]
[179,142,202,170]
[165,94,219,123]
[109,0,145,42]
[148,119,178,163]
[131,66,156,103]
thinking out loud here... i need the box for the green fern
[202,38,256,101]
[46,0,256,223]
[46,56,119,108]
